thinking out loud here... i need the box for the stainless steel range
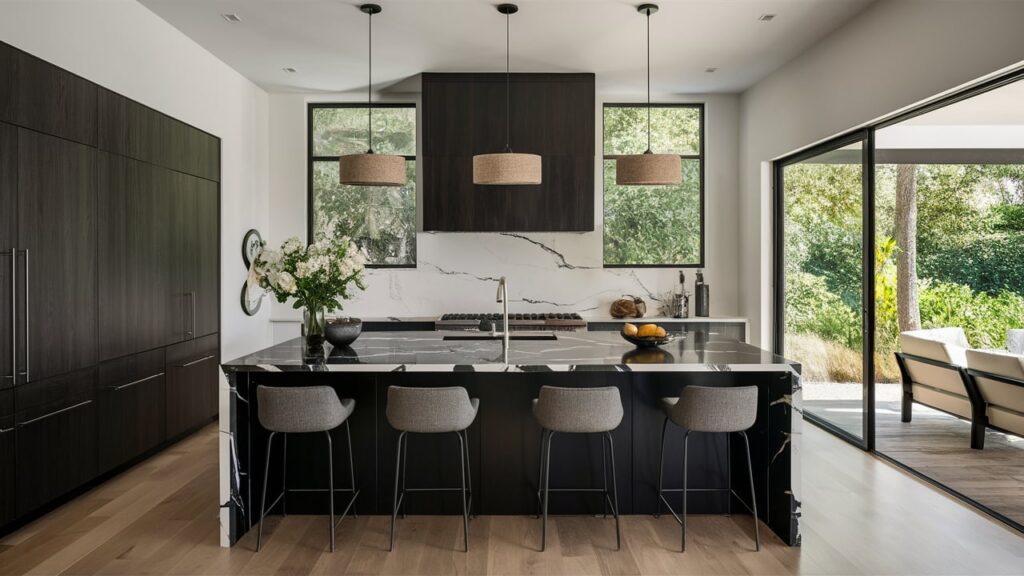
[435,312,587,332]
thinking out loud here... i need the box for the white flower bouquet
[250,236,367,343]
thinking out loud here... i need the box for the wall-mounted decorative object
[616,4,681,186]
[240,282,263,316]
[241,228,263,269]
[338,4,406,186]
[472,3,542,185]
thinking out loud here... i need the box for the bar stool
[533,385,623,551]
[656,385,760,552]
[386,385,478,552]
[255,385,359,553]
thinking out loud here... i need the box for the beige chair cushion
[900,328,969,366]
[965,349,1024,435]
[910,384,972,419]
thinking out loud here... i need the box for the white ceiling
[140,0,874,95]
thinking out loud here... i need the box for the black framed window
[602,103,705,267]
[308,103,416,268]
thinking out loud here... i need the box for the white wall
[0,0,272,361]
[266,88,740,339]
[738,0,1024,348]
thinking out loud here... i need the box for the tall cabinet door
[0,123,15,389]
[98,154,173,359]
[17,129,97,383]
[170,171,198,343]
[194,178,219,338]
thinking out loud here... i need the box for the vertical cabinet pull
[191,291,197,340]
[4,250,12,383]
[22,249,29,382]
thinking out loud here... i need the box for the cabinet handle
[179,354,215,368]
[4,250,12,383]
[17,399,92,427]
[191,291,197,340]
[21,249,28,383]
[106,372,164,391]
[0,426,13,434]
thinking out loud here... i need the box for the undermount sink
[443,332,558,341]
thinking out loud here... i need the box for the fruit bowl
[620,332,675,348]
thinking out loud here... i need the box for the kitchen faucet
[494,276,510,352]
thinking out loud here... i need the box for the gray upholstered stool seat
[657,385,760,552]
[255,385,359,553]
[533,386,623,551]
[386,386,478,553]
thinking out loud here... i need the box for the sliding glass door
[776,133,873,446]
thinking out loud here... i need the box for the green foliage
[918,280,1024,349]
[603,159,701,265]
[874,237,900,354]
[312,161,417,266]
[251,236,367,315]
[992,204,1024,232]
[602,106,703,265]
[918,233,1024,294]
[312,106,415,156]
[785,271,862,349]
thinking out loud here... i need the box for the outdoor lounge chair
[965,349,1024,449]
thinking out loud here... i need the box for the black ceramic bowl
[620,332,675,349]
[325,317,362,347]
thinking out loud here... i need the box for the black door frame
[773,128,875,451]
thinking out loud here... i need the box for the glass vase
[303,306,326,352]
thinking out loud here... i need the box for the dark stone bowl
[325,317,362,347]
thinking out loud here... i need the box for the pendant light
[472,3,542,186]
[616,4,681,186]
[339,3,405,187]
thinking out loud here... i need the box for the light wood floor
[806,398,1024,527]
[1,423,1023,575]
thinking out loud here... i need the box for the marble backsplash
[269,229,737,321]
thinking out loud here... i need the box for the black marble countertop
[222,331,799,373]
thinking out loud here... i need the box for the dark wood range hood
[421,72,595,232]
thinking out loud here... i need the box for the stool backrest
[671,385,758,433]
[534,386,623,433]
[386,386,477,433]
[257,385,345,433]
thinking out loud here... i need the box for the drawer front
[97,349,166,473]
[15,370,96,516]
[15,367,96,423]
[165,334,219,440]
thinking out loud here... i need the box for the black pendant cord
[504,10,511,153]
[645,8,652,155]
[367,9,374,154]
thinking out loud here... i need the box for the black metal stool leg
[400,432,408,519]
[541,430,554,552]
[741,431,761,551]
[605,432,621,551]
[681,430,690,552]
[389,431,405,552]
[656,417,668,519]
[601,436,609,519]
[535,429,548,518]
[462,430,474,517]
[345,420,358,518]
[257,431,276,552]
[457,431,470,552]
[326,430,335,552]
[281,433,287,517]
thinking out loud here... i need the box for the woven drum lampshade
[339,153,405,186]
[616,153,681,186]
[473,152,542,185]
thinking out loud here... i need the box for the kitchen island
[218,331,801,547]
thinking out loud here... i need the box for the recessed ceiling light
[283,67,297,73]
[758,14,776,22]
[705,67,718,73]
[221,13,242,23]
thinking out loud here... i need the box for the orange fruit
[637,324,659,338]
[654,327,667,338]
[622,323,639,336]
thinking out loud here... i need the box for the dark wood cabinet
[422,73,595,232]
[0,390,13,526]
[17,129,97,383]
[14,368,97,517]
[98,88,219,182]
[0,123,15,390]
[0,41,221,535]
[165,334,219,440]
[97,349,166,474]
[98,154,175,359]
[0,44,97,146]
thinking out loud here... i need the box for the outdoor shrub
[919,233,1024,295]
[786,272,861,349]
